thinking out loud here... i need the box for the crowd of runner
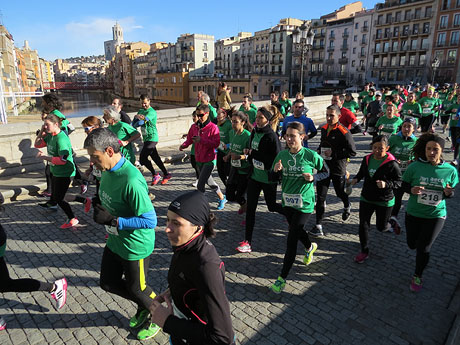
[0,82,458,344]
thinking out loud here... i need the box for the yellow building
[153,72,189,105]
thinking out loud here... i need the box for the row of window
[153,88,183,97]
[437,31,460,45]
[375,23,430,39]
[376,6,432,24]
[191,85,246,94]
[374,38,430,52]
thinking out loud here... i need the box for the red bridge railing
[43,82,114,90]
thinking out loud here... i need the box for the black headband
[168,191,210,226]
[258,107,273,121]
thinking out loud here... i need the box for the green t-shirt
[376,116,403,135]
[362,95,375,115]
[44,131,75,177]
[108,121,138,164]
[250,131,273,184]
[361,155,395,207]
[418,97,438,117]
[51,110,70,132]
[401,102,422,119]
[229,129,251,173]
[359,90,369,101]
[343,100,359,114]
[402,160,459,218]
[439,92,448,101]
[389,134,416,168]
[279,99,292,113]
[99,159,155,260]
[217,119,232,153]
[273,147,323,213]
[138,107,158,142]
[209,104,218,123]
[445,102,460,126]
[442,98,455,116]
[239,106,257,124]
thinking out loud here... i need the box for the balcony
[272,47,282,53]
[361,26,369,33]
[329,34,335,40]
[420,44,430,50]
[340,45,349,51]
[420,29,431,36]
[215,56,222,61]
[325,59,334,65]
[339,58,348,64]
[360,39,367,45]
[327,46,335,52]
[359,52,366,58]
[358,66,365,71]
[342,32,349,38]
[373,34,383,40]
[202,58,209,62]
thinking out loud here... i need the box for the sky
[1,0,377,61]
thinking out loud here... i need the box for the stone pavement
[0,133,459,345]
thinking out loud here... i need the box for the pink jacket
[181,121,220,163]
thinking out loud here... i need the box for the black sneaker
[342,205,351,221]
[308,225,324,237]
[389,216,401,235]
[39,202,57,210]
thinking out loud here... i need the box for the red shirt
[339,107,358,129]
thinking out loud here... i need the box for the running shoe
[80,184,88,194]
[236,240,252,253]
[303,243,318,266]
[137,322,161,341]
[354,252,369,264]
[39,191,52,198]
[237,203,247,215]
[39,202,57,210]
[410,275,423,292]
[240,220,246,226]
[161,173,172,185]
[308,225,324,237]
[217,196,227,210]
[362,131,367,136]
[270,276,286,294]
[129,309,150,329]
[60,218,79,229]
[192,180,198,187]
[51,278,68,309]
[84,197,91,213]
[0,317,6,331]
[151,174,161,186]
[342,205,352,221]
[389,216,401,235]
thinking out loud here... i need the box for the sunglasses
[84,126,94,132]
[197,112,208,118]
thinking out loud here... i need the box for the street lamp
[293,22,315,95]
[431,57,440,85]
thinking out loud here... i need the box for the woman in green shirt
[402,134,458,292]
[418,87,439,134]
[343,93,360,115]
[216,108,233,187]
[376,104,403,136]
[268,122,324,293]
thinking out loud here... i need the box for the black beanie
[168,191,210,226]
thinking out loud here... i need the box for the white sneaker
[236,240,252,253]
[0,317,6,331]
[192,180,198,187]
[51,278,68,310]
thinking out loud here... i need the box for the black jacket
[354,153,402,202]
[248,124,281,178]
[366,100,383,125]
[318,123,356,176]
[163,231,234,345]
[120,111,131,124]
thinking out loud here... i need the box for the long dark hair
[203,213,217,238]
[232,111,254,131]
[42,94,63,112]
[412,133,445,161]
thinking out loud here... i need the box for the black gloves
[93,203,116,226]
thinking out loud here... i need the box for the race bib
[141,126,147,136]
[253,159,264,170]
[231,159,241,168]
[399,160,410,170]
[105,225,119,236]
[417,189,443,206]
[321,148,332,160]
[422,107,431,114]
[283,193,303,208]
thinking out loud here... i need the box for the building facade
[104,23,124,61]
[153,72,189,105]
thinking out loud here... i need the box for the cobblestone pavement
[0,133,459,345]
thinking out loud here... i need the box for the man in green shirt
[239,95,258,123]
[418,87,439,134]
[200,93,217,123]
[84,128,160,341]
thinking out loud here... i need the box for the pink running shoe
[410,275,423,292]
[151,174,161,186]
[236,240,252,253]
[354,252,369,264]
[0,317,6,331]
[60,218,79,229]
[84,198,91,213]
[161,173,172,185]
[51,278,68,309]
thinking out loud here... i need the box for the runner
[363,89,378,135]
[440,92,455,136]
[376,104,403,136]
[180,104,227,210]
[401,134,458,292]
[350,135,402,263]
[132,95,171,186]
[418,87,439,134]
[84,128,160,340]
[279,91,292,114]
[331,93,362,133]
[400,92,422,127]
[149,191,235,344]
[112,98,132,124]
[268,122,324,293]
[103,105,140,165]
[182,111,200,187]
[343,93,360,115]
[239,94,257,124]
[199,93,218,123]
[224,111,252,216]
[281,99,317,148]
[217,82,232,110]
[0,223,67,331]
[445,94,460,158]
[388,117,417,233]
[236,106,284,253]
[41,93,73,134]
[270,91,286,116]
[216,108,233,187]
[309,105,356,237]
[35,114,78,229]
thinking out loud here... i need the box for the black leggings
[49,176,75,219]
[451,127,460,159]
[190,155,199,179]
[405,213,445,277]
[358,200,393,253]
[100,246,156,310]
[226,168,248,205]
[316,175,350,225]
[391,185,405,218]
[420,115,435,133]
[280,207,312,280]
[139,141,168,176]
[216,151,230,187]
[0,257,53,293]
[45,164,52,193]
[245,178,283,243]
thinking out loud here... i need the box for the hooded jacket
[248,124,281,177]
[354,153,402,202]
[163,231,235,345]
[181,119,220,163]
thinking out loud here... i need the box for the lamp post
[431,57,440,85]
[293,22,315,95]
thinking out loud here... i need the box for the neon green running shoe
[137,322,161,341]
[303,242,318,266]
[129,309,149,329]
[270,276,286,294]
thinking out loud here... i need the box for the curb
[0,151,187,205]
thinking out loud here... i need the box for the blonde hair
[268,105,282,132]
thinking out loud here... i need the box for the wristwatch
[110,218,118,228]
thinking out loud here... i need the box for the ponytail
[203,213,217,238]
